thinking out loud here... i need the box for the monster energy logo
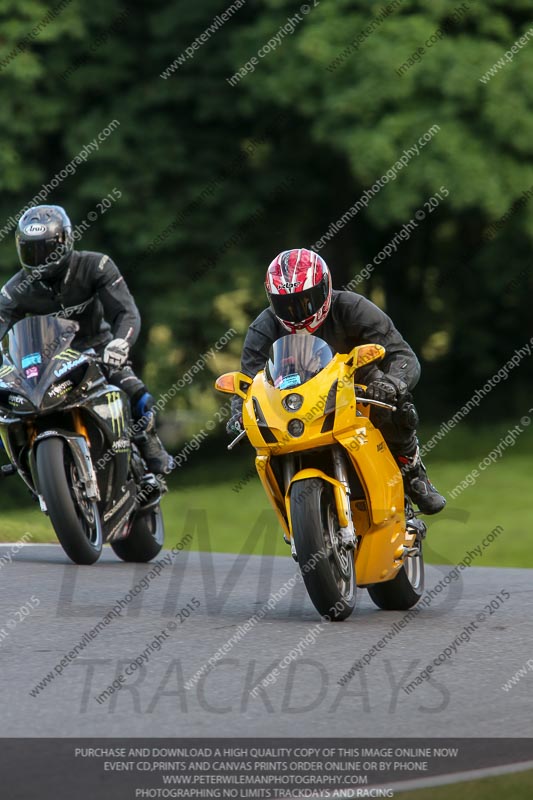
[106,391,125,436]
[0,365,14,378]
[54,348,80,361]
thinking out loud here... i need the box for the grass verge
[0,423,531,568]
[397,767,533,799]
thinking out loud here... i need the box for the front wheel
[110,506,164,563]
[36,437,102,565]
[290,479,356,621]
[367,541,424,610]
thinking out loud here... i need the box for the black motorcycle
[0,314,166,565]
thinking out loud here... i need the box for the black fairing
[0,314,138,540]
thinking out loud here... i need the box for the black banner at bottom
[1,738,532,800]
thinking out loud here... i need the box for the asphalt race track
[1,543,532,741]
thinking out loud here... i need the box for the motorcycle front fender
[284,467,350,539]
[29,430,100,501]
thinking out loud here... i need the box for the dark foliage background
[0,0,531,429]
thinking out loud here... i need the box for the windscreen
[265,335,335,389]
[8,315,79,379]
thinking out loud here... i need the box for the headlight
[287,419,304,437]
[282,393,304,412]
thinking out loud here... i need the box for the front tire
[367,542,424,610]
[110,506,164,563]
[290,479,356,621]
[36,437,102,565]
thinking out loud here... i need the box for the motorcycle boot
[396,444,446,515]
[132,392,174,475]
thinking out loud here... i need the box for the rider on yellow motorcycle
[227,248,445,515]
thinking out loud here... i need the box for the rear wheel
[110,506,164,563]
[36,437,102,565]
[290,479,356,621]
[367,540,424,610]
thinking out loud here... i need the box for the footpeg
[406,516,427,539]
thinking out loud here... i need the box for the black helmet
[15,205,73,280]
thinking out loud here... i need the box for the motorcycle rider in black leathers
[0,205,173,474]
[227,248,446,515]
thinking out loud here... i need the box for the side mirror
[345,343,385,376]
[214,371,252,400]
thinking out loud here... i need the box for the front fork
[331,446,356,549]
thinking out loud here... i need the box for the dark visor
[18,238,65,270]
[269,280,328,323]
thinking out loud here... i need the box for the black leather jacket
[0,250,140,350]
[238,290,420,394]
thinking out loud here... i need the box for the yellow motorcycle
[215,335,426,621]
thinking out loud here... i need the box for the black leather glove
[365,376,405,404]
[365,380,397,404]
[226,412,243,436]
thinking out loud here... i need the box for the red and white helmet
[265,249,332,333]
